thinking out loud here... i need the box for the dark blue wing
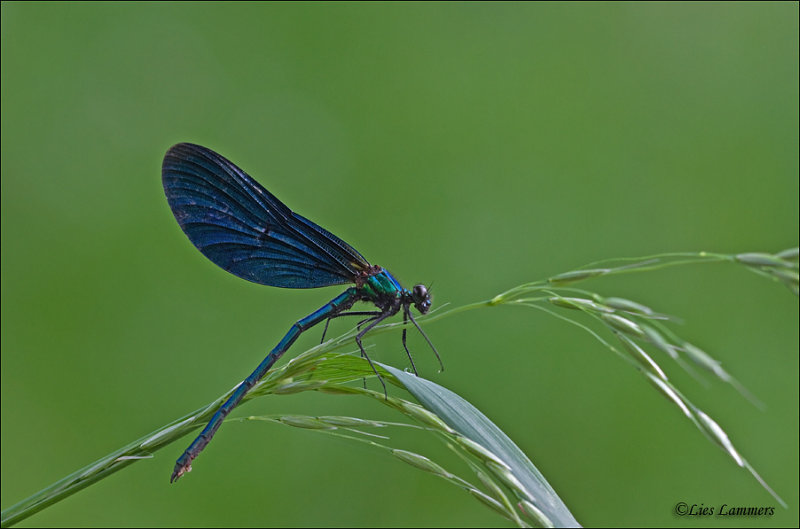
[162,143,370,288]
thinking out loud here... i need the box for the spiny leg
[355,309,397,398]
[320,311,387,389]
[405,305,444,372]
[352,314,382,389]
[400,309,419,375]
[320,311,383,343]
[321,311,384,388]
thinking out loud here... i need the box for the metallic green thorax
[361,269,404,299]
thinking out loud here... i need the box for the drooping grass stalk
[1,248,795,527]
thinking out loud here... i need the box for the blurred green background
[1,2,797,527]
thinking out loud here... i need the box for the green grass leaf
[383,364,579,528]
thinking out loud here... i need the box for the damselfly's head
[411,284,432,314]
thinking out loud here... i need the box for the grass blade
[382,364,580,528]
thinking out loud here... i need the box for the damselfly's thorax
[357,268,431,315]
[359,268,403,307]
[354,265,384,288]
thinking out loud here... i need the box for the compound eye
[413,284,428,300]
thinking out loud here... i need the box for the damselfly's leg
[320,311,383,343]
[354,308,399,397]
[404,304,444,372]
[400,309,419,375]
